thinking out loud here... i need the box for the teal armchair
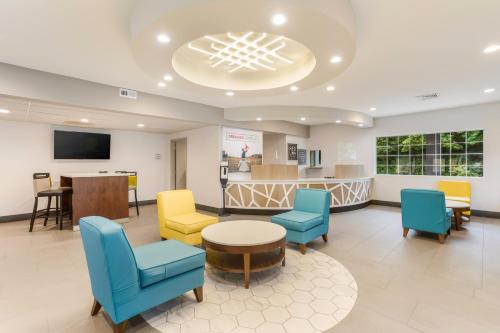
[79,216,205,333]
[271,188,331,254]
[401,189,452,244]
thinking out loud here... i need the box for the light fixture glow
[158,82,166,88]
[137,124,145,128]
[226,91,235,96]
[326,85,335,92]
[370,107,377,111]
[157,34,171,44]
[0,108,10,114]
[330,56,342,64]
[188,32,293,73]
[300,117,306,121]
[80,118,89,123]
[358,124,364,127]
[335,120,341,124]
[290,85,299,92]
[483,44,500,53]
[256,117,262,121]
[163,74,173,81]
[484,88,495,94]
[272,14,287,26]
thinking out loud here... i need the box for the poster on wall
[298,149,307,165]
[288,143,298,161]
[222,127,263,173]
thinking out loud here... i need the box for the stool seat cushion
[134,239,205,288]
[37,187,72,196]
[165,213,218,234]
[271,211,323,232]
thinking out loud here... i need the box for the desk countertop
[60,173,127,178]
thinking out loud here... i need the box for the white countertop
[60,173,127,178]
[228,176,373,183]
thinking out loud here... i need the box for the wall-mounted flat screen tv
[54,130,111,159]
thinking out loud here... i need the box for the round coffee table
[446,200,470,231]
[201,220,286,289]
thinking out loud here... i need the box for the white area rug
[141,248,358,333]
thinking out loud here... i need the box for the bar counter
[224,177,373,213]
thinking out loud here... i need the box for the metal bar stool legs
[134,188,139,216]
[29,197,39,232]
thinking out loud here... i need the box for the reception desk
[60,173,129,230]
[224,177,373,213]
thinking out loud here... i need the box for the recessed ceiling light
[163,74,173,81]
[158,82,166,88]
[157,34,171,44]
[137,124,145,128]
[226,91,235,96]
[370,107,377,111]
[0,108,10,114]
[358,124,364,127]
[271,14,287,26]
[290,85,299,92]
[330,56,342,64]
[300,117,306,121]
[484,88,495,94]
[483,44,500,54]
[335,120,341,124]
[326,85,335,92]
[80,118,89,123]
[256,117,262,121]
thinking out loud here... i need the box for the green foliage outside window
[376,130,483,177]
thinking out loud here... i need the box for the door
[174,138,187,189]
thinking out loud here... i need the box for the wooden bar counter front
[60,173,129,230]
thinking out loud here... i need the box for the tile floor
[1,204,499,332]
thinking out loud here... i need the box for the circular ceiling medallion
[172,32,316,91]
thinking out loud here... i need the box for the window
[376,130,483,177]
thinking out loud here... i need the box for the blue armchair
[79,216,206,333]
[271,188,331,254]
[401,189,452,244]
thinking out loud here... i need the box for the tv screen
[54,130,111,159]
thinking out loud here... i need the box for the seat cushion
[166,213,218,234]
[271,210,323,232]
[134,239,206,288]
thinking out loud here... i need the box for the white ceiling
[0,95,203,134]
[0,0,499,118]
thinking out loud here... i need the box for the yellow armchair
[157,189,218,245]
[438,180,471,216]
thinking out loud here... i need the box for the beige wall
[0,119,170,217]
[308,102,500,212]
[263,134,287,164]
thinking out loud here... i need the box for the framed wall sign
[298,149,307,165]
[288,143,298,161]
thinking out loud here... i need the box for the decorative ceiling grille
[188,32,293,73]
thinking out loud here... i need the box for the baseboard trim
[195,203,221,215]
[0,199,157,223]
[371,200,500,219]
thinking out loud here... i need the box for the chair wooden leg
[29,197,39,232]
[322,234,328,242]
[193,286,203,302]
[438,234,445,244]
[91,299,102,316]
[58,195,63,230]
[44,196,52,226]
[112,321,128,333]
[403,228,409,238]
[55,195,59,225]
[299,244,306,255]
[134,189,139,216]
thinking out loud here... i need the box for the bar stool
[29,173,72,232]
[116,171,139,216]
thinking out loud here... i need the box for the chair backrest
[33,173,51,196]
[438,180,471,199]
[157,190,196,219]
[293,188,330,223]
[400,189,447,230]
[128,172,137,187]
[79,216,140,322]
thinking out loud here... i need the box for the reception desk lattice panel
[225,179,373,209]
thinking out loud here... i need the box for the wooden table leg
[243,253,250,289]
[454,210,461,231]
[280,246,286,266]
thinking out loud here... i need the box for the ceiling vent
[416,93,439,101]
